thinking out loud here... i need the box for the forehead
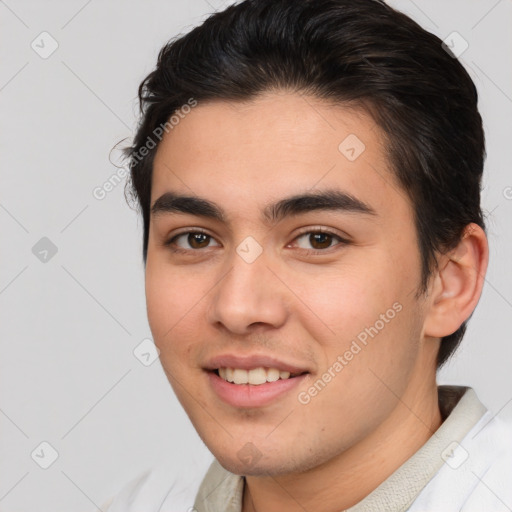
[151,92,410,221]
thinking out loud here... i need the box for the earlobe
[423,223,489,338]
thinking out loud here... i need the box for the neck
[242,363,442,512]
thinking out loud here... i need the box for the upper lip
[203,353,310,374]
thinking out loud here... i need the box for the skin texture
[145,91,488,512]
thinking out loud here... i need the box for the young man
[103,0,512,510]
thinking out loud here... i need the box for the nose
[206,245,289,335]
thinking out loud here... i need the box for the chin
[211,444,310,478]
[215,454,280,477]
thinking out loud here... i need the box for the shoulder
[409,411,512,512]
[99,458,211,512]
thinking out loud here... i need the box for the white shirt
[101,385,512,511]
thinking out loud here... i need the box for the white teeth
[216,367,298,385]
[247,367,267,385]
[233,369,248,384]
[267,368,280,382]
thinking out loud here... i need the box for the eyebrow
[150,189,377,225]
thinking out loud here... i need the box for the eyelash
[163,227,350,255]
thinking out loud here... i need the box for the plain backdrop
[1,0,511,511]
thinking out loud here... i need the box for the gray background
[1,0,511,510]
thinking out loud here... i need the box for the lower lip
[206,371,308,408]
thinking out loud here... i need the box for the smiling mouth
[211,367,308,385]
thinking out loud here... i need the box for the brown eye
[294,230,346,252]
[186,232,211,249]
[308,232,334,249]
[165,230,220,252]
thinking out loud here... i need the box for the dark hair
[123,0,486,370]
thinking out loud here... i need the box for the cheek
[145,263,200,353]
[289,264,396,341]
[145,270,172,341]
[295,302,421,449]
[294,262,421,393]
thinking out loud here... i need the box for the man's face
[146,92,436,476]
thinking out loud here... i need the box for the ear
[423,223,489,338]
